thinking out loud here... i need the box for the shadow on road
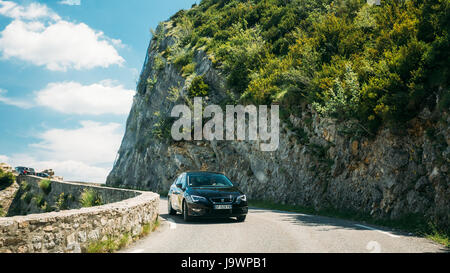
[249,207,415,237]
[159,212,243,225]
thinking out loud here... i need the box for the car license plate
[214,205,232,210]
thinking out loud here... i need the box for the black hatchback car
[168,172,248,222]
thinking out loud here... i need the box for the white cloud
[0,88,32,108]
[31,120,123,165]
[1,120,125,182]
[35,80,134,115]
[0,154,9,163]
[0,0,60,20]
[0,1,124,71]
[1,80,134,115]
[0,19,124,71]
[59,0,81,6]
[1,154,110,182]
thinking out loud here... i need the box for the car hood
[187,187,243,197]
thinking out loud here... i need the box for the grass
[249,200,450,248]
[87,216,160,253]
[79,188,103,208]
[87,235,118,253]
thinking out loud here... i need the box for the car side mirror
[176,184,183,189]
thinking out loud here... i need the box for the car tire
[236,215,246,222]
[183,201,191,222]
[168,198,176,215]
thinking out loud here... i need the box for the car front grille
[209,196,234,203]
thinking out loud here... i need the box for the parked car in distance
[28,168,36,176]
[15,167,37,176]
[36,172,50,178]
[168,171,248,222]
[15,166,31,175]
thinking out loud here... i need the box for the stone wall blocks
[0,176,159,253]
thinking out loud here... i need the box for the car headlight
[237,195,247,202]
[186,194,207,203]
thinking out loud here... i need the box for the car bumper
[186,202,248,218]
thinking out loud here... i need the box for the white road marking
[168,218,177,230]
[129,249,145,253]
[355,224,400,238]
[366,241,382,253]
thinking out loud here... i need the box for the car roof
[185,171,225,176]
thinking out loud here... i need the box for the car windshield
[188,173,233,188]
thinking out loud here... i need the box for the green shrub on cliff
[188,75,209,97]
[33,194,45,207]
[20,192,33,204]
[0,169,15,190]
[151,112,175,140]
[20,181,30,191]
[55,192,69,210]
[80,188,103,208]
[39,179,52,195]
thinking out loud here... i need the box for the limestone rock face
[107,21,449,229]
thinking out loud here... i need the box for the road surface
[122,198,447,253]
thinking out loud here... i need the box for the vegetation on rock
[161,0,449,134]
[0,169,15,190]
[38,179,52,195]
[79,188,103,208]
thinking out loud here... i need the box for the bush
[153,54,165,71]
[312,64,361,120]
[172,49,193,69]
[55,192,69,210]
[151,116,175,140]
[188,76,209,97]
[20,192,33,204]
[0,169,15,189]
[33,194,45,207]
[20,181,31,191]
[39,179,52,195]
[181,62,196,76]
[79,188,103,208]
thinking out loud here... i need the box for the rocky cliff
[107,10,449,230]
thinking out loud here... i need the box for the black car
[167,172,248,222]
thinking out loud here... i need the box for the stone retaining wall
[0,176,159,253]
[8,176,143,216]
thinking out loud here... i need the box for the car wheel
[236,215,246,222]
[183,201,191,222]
[168,198,176,215]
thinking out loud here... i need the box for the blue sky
[0,0,197,182]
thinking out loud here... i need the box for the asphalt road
[122,198,447,253]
